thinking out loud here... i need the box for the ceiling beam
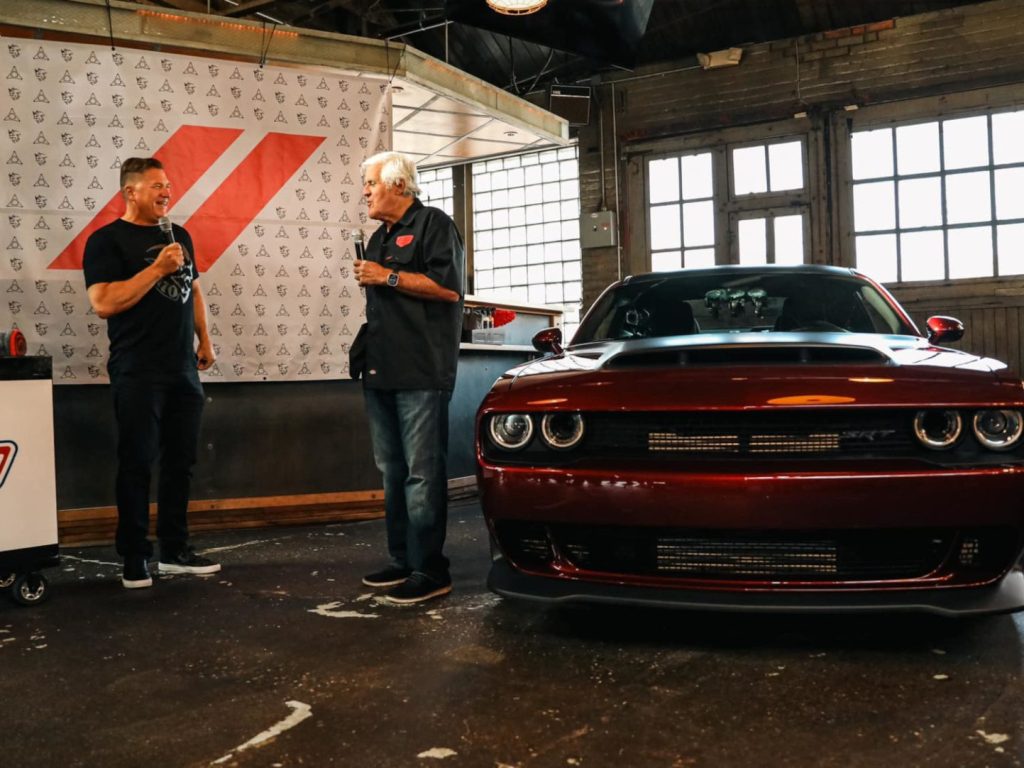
[219,0,278,18]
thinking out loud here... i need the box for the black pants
[110,370,204,559]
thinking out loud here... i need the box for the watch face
[387,271,399,287]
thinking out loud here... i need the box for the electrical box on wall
[580,210,617,249]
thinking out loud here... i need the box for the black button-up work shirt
[362,198,466,391]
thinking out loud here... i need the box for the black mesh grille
[494,523,1018,583]
[587,410,914,458]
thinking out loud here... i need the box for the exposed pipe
[612,81,621,281]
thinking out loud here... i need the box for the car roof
[620,264,860,287]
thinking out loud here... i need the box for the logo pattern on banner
[0,441,16,489]
[1,39,391,383]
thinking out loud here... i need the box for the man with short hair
[352,151,465,604]
[84,157,220,589]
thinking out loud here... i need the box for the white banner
[1,37,390,383]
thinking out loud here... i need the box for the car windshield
[572,269,917,345]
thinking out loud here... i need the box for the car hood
[487,333,1023,411]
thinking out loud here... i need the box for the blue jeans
[110,370,204,559]
[363,388,450,581]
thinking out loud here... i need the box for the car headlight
[972,410,1023,451]
[540,412,585,450]
[488,414,534,451]
[913,410,963,450]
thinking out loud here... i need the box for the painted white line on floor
[417,747,458,759]
[211,700,313,765]
[200,539,277,555]
[308,600,379,619]
[977,730,1010,745]
[60,554,120,568]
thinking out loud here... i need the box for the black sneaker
[122,556,153,589]
[362,565,412,588]
[383,572,452,605]
[158,547,221,575]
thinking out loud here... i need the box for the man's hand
[196,339,216,371]
[353,259,388,287]
[152,242,185,276]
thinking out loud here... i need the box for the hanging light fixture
[486,0,548,15]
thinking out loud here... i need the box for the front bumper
[488,557,1024,616]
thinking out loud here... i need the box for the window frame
[835,83,1024,286]
[630,117,822,275]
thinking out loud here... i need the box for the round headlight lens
[489,414,534,451]
[972,409,1023,451]
[540,412,585,450]
[913,410,963,450]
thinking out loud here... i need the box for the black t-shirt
[83,218,199,376]
[363,199,465,391]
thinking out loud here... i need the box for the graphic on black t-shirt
[144,243,194,304]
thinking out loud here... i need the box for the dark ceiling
[154,0,990,97]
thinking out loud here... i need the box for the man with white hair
[352,151,465,604]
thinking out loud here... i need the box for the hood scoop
[607,344,890,369]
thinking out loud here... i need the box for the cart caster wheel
[0,572,14,589]
[11,573,49,606]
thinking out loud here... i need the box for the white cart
[0,357,59,606]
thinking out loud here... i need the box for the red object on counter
[492,309,517,328]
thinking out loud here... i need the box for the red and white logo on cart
[0,441,17,489]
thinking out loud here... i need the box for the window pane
[943,116,989,170]
[680,153,713,200]
[650,204,682,250]
[993,110,1024,165]
[853,181,896,232]
[945,171,991,225]
[948,226,993,279]
[774,215,804,264]
[682,201,715,247]
[900,230,945,281]
[995,167,1024,221]
[851,128,894,180]
[651,251,682,272]
[898,177,942,229]
[684,248,716,269]
[733,146,767,195]
[738,218,767,265]
[475,249,493,270]
[997,223,1024,276]
[768,141,803,191]
[856,234,898,283]
[896,123,940,176]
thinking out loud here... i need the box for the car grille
[494,521,1017,583]
[587,410,914,458]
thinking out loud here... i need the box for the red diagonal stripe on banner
[184,132,326,273]
[48,126,244,270]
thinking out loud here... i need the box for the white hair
[361,151,421,197]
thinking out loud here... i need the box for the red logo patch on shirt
[395,234,415,248]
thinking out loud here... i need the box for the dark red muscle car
[476,265,1024,615]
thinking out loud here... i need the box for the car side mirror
[532,327,563,356]
[926,315,964,345]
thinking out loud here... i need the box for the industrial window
[418,166,454,217]
[851,109,1024,283]
[647,138,808,271]
[472,146,583,334]
[649,151,716,271]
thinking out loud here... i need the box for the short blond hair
[361,151,420,197]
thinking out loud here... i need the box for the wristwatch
[386,270,400,288]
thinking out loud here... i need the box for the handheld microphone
[157,216,176,244]
[158,216,188,276]
[352,229,365,260]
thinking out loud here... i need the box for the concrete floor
[2,501,1024,768]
